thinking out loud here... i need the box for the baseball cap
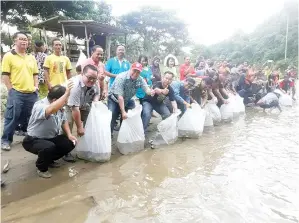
[131,62,143,72]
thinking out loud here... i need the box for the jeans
[22,135,74,172]
[141,101,171,133]
[108,96,135,134]
[2,89,38,144]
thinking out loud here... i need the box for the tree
[1,1,113,29]
[118,6,189,58]
[202,0,298,68]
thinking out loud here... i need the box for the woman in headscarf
[150,56,161,85]
[163,54,179,80]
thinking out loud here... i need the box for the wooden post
[85,25,89,57]
[61,23,67,56]
[105,35,111,59]
[43,27,48,46]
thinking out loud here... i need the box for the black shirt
[144,81,175,104]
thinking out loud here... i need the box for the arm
[71,107,84,135]
[105,60,117,78]
[44,68,51,89]
[172,83,190,107]
[213,88,226,103]
[33,58,39,90]
[2,76,12,90]
[171,100,178,113]
[43,57,52,89]
[66,58,72,79]
[1,54,12,90]
[45,83,72,118]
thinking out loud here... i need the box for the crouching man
[22,82,77,178]
[108,62,155,135]
[141,71,178,134]
[170,77,196,114]
[256,89,282,112]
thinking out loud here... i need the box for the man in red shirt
[179,56,196,80]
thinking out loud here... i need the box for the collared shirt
[171,80,190,104]
[67,75,99,110]
[27,98,67,139]
[80,57,105,78]
[1,49,38,93]
[109,71,148,105]
[105,57,131,87]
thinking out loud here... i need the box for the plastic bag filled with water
[206,99,222,123]
[117,104,145,155]
[76,102,112,162]
[220,103,234,122]
[152,110,181,147]
[279,94,293,106]
[178,103,206,138]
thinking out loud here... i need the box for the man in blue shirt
[105,45,131,88]
[170,77,196,114]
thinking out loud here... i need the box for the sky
[108,0,285,45]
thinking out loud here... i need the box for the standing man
[22,82,77,178]
[1,32,39,150]
[108,62,154,135]
[80,45,106,98]
[66,64,100,138]
[179,56,196,80]
[44,38,72,90]
[105,45,131,88]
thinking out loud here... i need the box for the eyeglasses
[18,38,28,41]
[84,74,97,82]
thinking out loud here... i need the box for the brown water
[2,102,299,222]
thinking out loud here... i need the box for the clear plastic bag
[220,103,234,122]
[236,95,245,113]
[152,110,181,147]
[117,104,145,155]
[206,100,222,123]
[178,103,206,138]
[204,108,214,127]
[279,94,293,106]
[76,102,112,162]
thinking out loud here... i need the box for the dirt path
[1,116,161,206]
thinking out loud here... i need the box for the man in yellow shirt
[1,32,39,151]
[44,39,72,90]
[44,38,74,162]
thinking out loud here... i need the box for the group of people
[1,31,297,178]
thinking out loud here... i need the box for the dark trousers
[107,96,135,134]
[22,135,75,172]
[141,101,171,133]
[2,89,38,144]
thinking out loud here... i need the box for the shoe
[1,143,11,151]
[37,170,52,178]
[63,153,76,163]
[49,161,62,168]
[15,130,27,136]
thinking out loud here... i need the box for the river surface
[2,96,299,222]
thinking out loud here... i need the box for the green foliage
[1,1,112,29]
[117,6,189,59]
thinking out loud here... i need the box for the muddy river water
[2,99,299,222]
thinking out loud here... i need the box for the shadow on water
[2,99,299,222]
